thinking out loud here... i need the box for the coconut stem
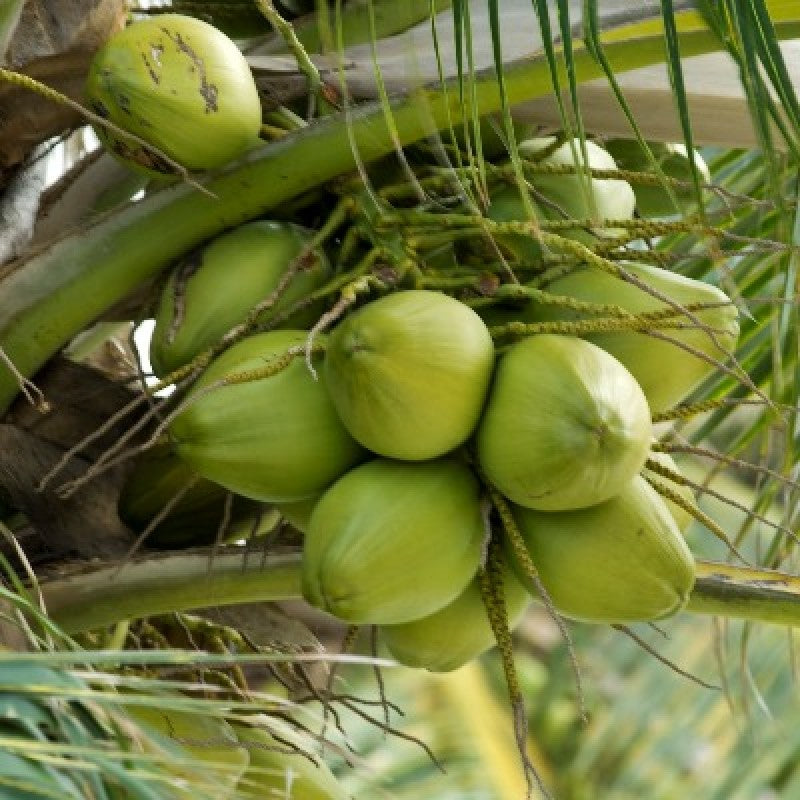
[688,562,800,626]
[652,397,737,422]
[645,457,799,548]
[41,550,303,634]
[487,487,586,722]
[261,248,390,332]
[611,624,718,690]
[654,439,800,491]
[34,553,800,635]
[643,473,749,565]
[487,314,707,340]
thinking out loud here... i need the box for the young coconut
[604,139,712,217]
[519,137,636,236]
[85,14,262,174]
[526,261,739,413]
[476,335,652,511]
[508,474,696,623]
[381,562,531,672]
[485,183,547,264]
[323,290,495,461]
[302,458,484,625]
[168,331,364,502]
[233,718,347,800]
[486,136,636,262]
[150,221,331,377]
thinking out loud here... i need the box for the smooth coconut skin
[604,138,712,217]
[518,137,637,237]
[509,475,696,623]
[323,290,495,461]
[126,707,249,798]
[85,14,262,173]
[487,137,636,262]
[381,564,531,672]
[476,334,652,511]
[526,262,739,413]
[233,720,347,800]
[150,221,330,377]
[485,184,547,263]
[302,458,484,625]
[169,330,364,502]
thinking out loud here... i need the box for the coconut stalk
[41,550,303,634]
[5,17,800,413]
[687,562,800,625]
[39,555,800,634]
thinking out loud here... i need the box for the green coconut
[526,261,739,413]
[519,137,636,235]
[85,14,262,173]
[323,290,495,461]
[486,137,636,262]
[604,138,711,217]
[233,719,347,800]
[118,443,275,547]
[509,475,696,623]
[150,221,330,377]
[127,706,249,797]
[169,331,364,502]
[381,562,530,672]
[302,458,484,624]
[485,183,548,264]
[477,334,652,511]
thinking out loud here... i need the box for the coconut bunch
[138,231,734,676]
[149,277,710,672]
[83,21,735,672]
[104,139,738,676]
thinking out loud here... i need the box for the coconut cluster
[119,136,737,674]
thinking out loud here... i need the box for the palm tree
[2,1,800,797]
